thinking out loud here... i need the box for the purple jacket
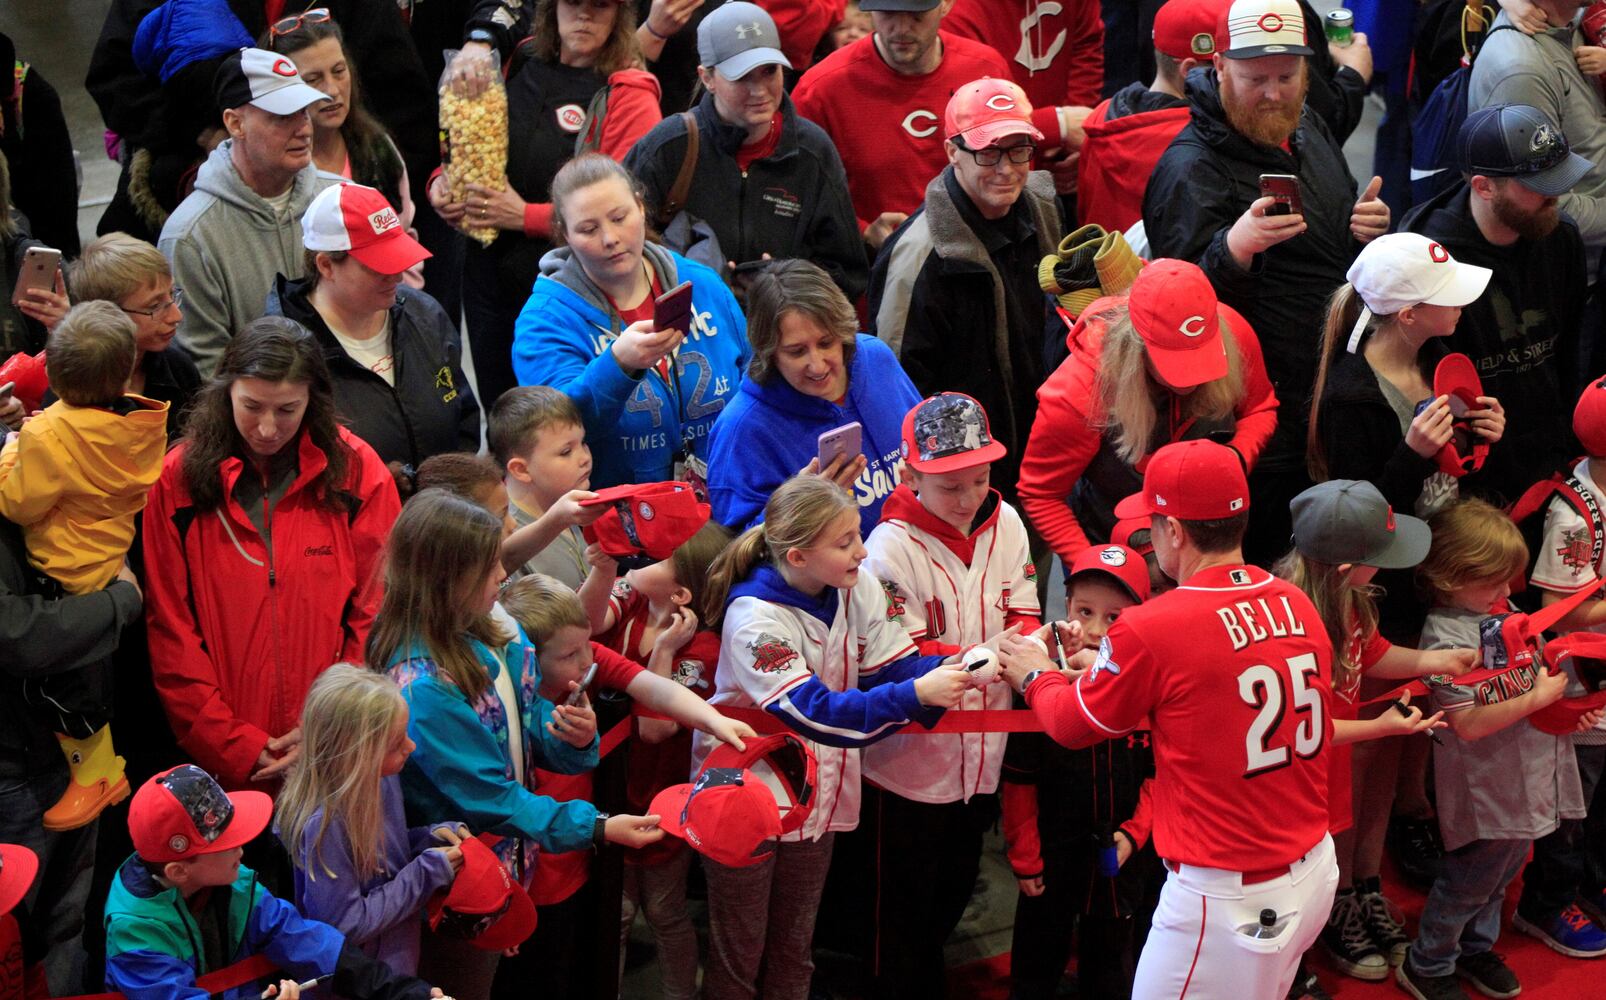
[289,775,457,977]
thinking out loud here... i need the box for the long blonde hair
[704,476,857,628]
[365,489,511,700]
[1307,283,1399,481]
[277,664,406,881]
[1273,548,1379,695]
[1094,305,1246,464]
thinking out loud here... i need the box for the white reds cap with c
[1221,0,1314,58]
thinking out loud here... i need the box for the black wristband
[593,812,610,849]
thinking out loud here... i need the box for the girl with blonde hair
[277,664,464,976]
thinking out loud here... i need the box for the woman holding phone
[511,154,749,490]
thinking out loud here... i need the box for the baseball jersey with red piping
[791,32,1010,228]
[943,0,1106,139]
[693,568,925,842]
[861,488,1039,803]
[1025,564,1334,870]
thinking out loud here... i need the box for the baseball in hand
[962,646,1001,688]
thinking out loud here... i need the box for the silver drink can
[1325,9,1355,47]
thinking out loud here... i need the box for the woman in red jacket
[143,317,401,791]
[1017,259,1278,566]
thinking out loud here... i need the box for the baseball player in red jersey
[999,440,1339,999]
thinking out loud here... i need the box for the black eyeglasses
[954,138,1036,167]
[120,287,184,318]
[270,7,332,38]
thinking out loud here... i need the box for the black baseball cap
[1458,104,1593,197]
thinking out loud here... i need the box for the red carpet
[947,863,1604,998]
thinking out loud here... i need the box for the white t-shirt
[489,604,527,785]
[264,185,295,216]
[328,314,396,385]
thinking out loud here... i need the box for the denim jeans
[0,764,98,995]
[1408,838,1530,978]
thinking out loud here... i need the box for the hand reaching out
[549,692,597,747]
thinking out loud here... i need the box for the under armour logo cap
[1114,440,1249,522]
[1221,0,1313,58]
[215,47,330,115]
[1127,259,1229,389]
[698,2,791,80]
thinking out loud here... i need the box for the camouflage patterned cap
[899,392,1007,474]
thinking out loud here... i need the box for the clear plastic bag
[438,47,509,248]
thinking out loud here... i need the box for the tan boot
[42,725,129,831]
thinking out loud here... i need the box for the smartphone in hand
[11,247,61,305]
[1258,174,1303,217]
[566,663,600,706]
[817,421,863,471]
[653,280,694,336]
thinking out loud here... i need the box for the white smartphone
[11,247,61,305]
[817,421,862,470]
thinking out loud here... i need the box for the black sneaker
[1456,951,1521,999]
[1396,961,1469,1000]
[1322,890,1389,980]
[1357,876,1411,966]
[1388,815,1444,889]
[1285,963,1332,1000]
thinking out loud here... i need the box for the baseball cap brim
[467,883,538,951]
[0,844,39,916]
[910,438,1007,474]
[715,47,792,80]
[1511,149,1595,197]
[197,789,273,857]
[1068,545,1149,603]
[1222,42,1313,58]
[348,230,432,276]
[249,82,331,116]
[958,120,1046,150]
[1422,261,1492,310]
[1363,510,1432,570]
[1530,691,1606,735]
[649,783,695,839]
[1145,336,1229,389]
[1113,490,1157,521]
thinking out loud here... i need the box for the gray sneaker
[1456,951,1520,999]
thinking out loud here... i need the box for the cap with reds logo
[1113,439,1249,521]
[1220,0,1313,58]
[945,77,1044,149]
[128,764,273,863]
[1068,543,1151,603]
[900,392,1007,473]
[214,47,330,116]
[580,481,711,561]
[302,183,432,276]
[1153,0,1230,61]
[1288,479,1431,570]
[1342,234,1491,353]
[1127,259,1228,388]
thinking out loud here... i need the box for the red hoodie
[1015,297,1279,565]
[943,0,1105,147]
[1076,92,1191,233]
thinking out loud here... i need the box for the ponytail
[704,524,771,629]
[1307,283,1366,482]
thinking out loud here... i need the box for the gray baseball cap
[698,1,792,80]
[1289,480,1431,570]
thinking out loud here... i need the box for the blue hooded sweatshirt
[511,243,750,490]
[133,0,254,84]
[728,564,945,748]
[705,334,920,537]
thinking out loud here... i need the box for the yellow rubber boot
[42,725,129,831]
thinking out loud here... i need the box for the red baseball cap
[129,764,273,863]
[1113,439,1248,521]
[1530,631,1606,734]
[901,392,1007,474]
[703,732,817,835]
[1111,516,1155,557]
[945,77,1044,149]
[425,836,538,951]
[1128,259,1228,388]
[580,481,711,561]
[1431,353,1488,477]
[1067,543,1151,603]
[301,182,431,276]
[1153,0,1228,60]
[650,768,784,868]
[0,844,38,917]
[1575,375,1606,458]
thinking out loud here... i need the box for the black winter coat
[1143,68,1362,453]
[266,276,481,469]
[623,91,868,301]
[1,34,79,256]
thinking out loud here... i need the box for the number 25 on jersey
[1238,653,1325,777]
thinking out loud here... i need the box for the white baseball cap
[1343,233,1491,352]
[1221,0,1313,58]
[215,47,330,115]
[302,183,431,275]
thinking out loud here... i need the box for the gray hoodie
[159,141,339,376]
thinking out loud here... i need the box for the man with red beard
[1141,0,1389,565]
[1402,103,1591,502]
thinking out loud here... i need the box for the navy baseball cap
[1458,104,1593,197]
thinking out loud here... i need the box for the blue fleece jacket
[728,565,946,748]
[132,0,254,84]
[387,624,599,877]
[511,243,750,490]
[705,334,919,537]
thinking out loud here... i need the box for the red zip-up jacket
[143,427,400,788]
[1016,297,1278,565]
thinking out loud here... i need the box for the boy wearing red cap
[1002,542,1158,1000]
[105,765,448,1000]
[858,392,1041,997]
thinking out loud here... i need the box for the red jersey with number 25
[1027,564,1333,871]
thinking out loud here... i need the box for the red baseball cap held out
[1128,259,1228,389]
[302,182,432,276]
[580,482,711,561]
[1067,543,1151,603]
[945,77,1044,149]
[425,836,538,951]
[650,733,818,868]
[129,764,273,863]
[1114,439,1248,522]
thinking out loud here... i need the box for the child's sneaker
[1455,951,1520,999]
[1396,961,1469,1000]
[1511,904,1606,958]
[1357,875,1410,966]
[1321,889,1389,980]
[1387,815,1444,888]
[42,724,129,831]
[1578,888,1606,929]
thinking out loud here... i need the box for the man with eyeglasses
[868,76,1064,508]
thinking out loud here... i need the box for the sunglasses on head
[270,7,332,38]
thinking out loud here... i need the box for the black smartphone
[1258,174,1303,217]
